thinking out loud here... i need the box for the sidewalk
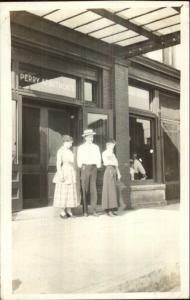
[12,204,180,294]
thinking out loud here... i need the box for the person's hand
[117,173,121,181]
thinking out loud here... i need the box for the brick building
[11,7,180,212]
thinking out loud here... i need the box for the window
[19,63,77,98]
[84,80,97,102]
[128,85,150,110]
[129,115,154,181]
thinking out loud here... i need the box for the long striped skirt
[102,166,119,210]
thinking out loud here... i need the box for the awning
[27,6,181,58]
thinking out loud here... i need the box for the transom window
[84,80,97,102]
[19,63,78,98]
[128,85,150,110]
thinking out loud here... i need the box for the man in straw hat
[77,129,101,216]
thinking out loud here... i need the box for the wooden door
[22,101,79,209]
[22,104,47,208]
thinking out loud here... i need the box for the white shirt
[133,159,146,175]
[102,150,118,167]
[77,142,101,168]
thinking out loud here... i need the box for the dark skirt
[102,166,118,210]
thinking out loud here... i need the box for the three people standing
[53,129,121,218]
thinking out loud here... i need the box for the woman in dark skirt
[102,139,121,216]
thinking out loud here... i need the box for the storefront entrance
[22,99,80,209]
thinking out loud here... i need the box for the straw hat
[82,129,96,137]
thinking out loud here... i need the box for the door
[22,99,79,209]
[84,107,113,205]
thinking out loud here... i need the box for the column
[113,58,131,208]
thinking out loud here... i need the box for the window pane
[84,81,93,101]
[12,100,17,164]
[19,64,77,98]
[87,113,108,151]
[129,86,150,110]
[84,80,97,102]
[48,110,70,166]
[129,116,154,180]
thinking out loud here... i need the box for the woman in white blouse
[102,139,121,216]
[53,135,79,218]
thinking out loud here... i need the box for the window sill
[130,183,165,191]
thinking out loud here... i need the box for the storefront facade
[11,11,180,212]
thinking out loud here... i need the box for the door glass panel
[87,113,108,152]
[22,106,40,164]
[130,116,154,180]
[48,110,70,166]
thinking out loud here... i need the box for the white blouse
[102,150,118,167]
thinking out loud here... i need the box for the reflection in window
[129,85,150,110]
[87,113,108,151]
[84,80,96,102]
[12,100,17,164]
[130,116,154,180]
[19,64,77,98]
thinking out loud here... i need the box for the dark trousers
[80,165,97,214]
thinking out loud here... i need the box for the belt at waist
[105,165,116,168]
[82,164,96,167]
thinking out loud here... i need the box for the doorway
[22,99,80,209]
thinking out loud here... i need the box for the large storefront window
[19,63,77,98]
[129,116,154,180]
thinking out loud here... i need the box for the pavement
[12,204,180,294]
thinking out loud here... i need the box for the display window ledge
[130,183,165,191]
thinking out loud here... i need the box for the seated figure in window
[130,153,147,180]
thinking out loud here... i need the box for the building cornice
[129,56,180,80]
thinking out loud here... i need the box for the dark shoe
[112,211,118,216]
[66,212,75,218]
[60,214,67,219]
[107,211,114,217]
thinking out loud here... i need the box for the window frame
[129,107,157,185]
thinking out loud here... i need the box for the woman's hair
[62,135,73,143]
[106,138,116,145]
